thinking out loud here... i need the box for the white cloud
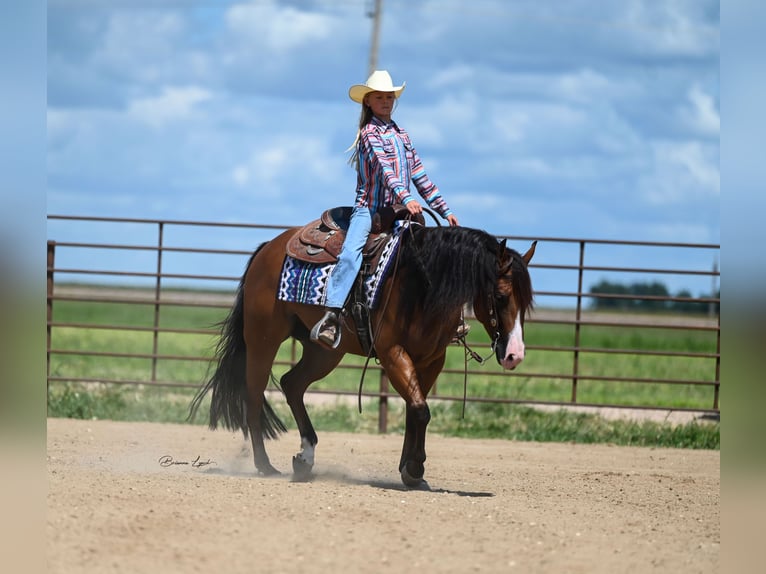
[47,0,719,250]
[641,140,719,205]
[47,109,76,151]
[428,65,477,91]
[622,0,719,58]
[642,221,716,244]
[225,0,337,54]
[95,11,186,80]
[506,157,555,177]
[401,92,479,148]
[231,165,250,187]
[681,84,719,136]
[127,86,212,128]
[229,134,344,199]
[555,69,612,103]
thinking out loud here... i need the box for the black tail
[188,247,287,440]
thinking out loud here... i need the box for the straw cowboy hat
[348,70,406,103]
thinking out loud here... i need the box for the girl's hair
[347,102,374,168]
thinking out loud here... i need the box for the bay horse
[190,220,535,487]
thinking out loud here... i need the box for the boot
[310,308,342,349]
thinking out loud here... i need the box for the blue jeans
[325,206,372,309]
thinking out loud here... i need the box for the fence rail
[47,214,721,430]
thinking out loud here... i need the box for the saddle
[286,205,424,357]
[286,204,423,266]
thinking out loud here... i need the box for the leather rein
[355,208,504,417]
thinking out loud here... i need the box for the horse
[189,219,536,487]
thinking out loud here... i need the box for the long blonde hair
[347,102,374,169]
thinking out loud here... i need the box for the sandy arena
[47,417,719,573]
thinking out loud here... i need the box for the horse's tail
[188,246,287,440]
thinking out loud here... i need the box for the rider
[310,70,460,349]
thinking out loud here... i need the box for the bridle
[457,282,506,366]
[487,292,503,359]
[454,282,509,417]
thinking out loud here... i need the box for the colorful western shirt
[354,116,453,218]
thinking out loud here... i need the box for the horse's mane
[397,225,532,327]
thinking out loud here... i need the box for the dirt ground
[47,418,719,573]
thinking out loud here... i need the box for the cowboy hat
[348,70,406,104]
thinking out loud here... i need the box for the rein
[356,212,424,413]
[355,212,504,419]
[454,292,501,417]
[456,290,502,362]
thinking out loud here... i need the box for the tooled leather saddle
[286,205,424,357]
[285,204,424,266]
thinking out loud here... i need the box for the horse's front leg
[400,353,447,487]
[378,345,434,488]
[399,402,431,487]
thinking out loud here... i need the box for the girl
[311,70,459,348]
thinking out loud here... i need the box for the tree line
[588,279,719,314]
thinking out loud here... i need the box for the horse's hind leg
[245,342,284,476]
[280,344,344,480]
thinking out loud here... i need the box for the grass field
[47,291,720,449]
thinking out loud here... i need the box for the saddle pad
[278,221,408,308]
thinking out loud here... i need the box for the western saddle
[286,204,423,265]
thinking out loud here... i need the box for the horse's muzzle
[496,331,526,370]
[500,354,524,370]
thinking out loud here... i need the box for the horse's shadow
[200,466,494,497]
[366,479,494,498]
[312,471,495,498]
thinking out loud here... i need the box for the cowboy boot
[310,308,342,349]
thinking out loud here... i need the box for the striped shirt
[354,116,453,218]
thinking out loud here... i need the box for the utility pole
[367,0,383,75]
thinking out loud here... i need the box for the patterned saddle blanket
[278,220,411,309]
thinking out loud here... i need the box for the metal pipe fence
[47,214,720,430]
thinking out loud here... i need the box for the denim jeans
[325,206,372,309]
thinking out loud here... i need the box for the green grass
[46,383,719,450]
[47,294,720,449]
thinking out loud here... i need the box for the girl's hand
[405,201,423,215]
[446,214,459,226]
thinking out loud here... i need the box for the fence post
[47,241,56,402]
[378,370,389,433]
[152,222,165,382]
[709,259,718,318]
[572,241,586,403]
[713,312,720,410]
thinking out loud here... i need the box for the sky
[45,0,720,304]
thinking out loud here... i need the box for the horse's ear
[522,241,537,266]
[497,238,513,274]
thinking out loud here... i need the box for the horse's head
[475,240,536,370]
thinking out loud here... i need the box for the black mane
[397,225,531,326]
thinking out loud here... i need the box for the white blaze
[501,310,525,370]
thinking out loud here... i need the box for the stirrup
[310,310,342,350]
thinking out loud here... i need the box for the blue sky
[46,0,720,303]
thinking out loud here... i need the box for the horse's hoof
[292,455,314,482]
[400,464,424,488]
[257,464,281,477]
